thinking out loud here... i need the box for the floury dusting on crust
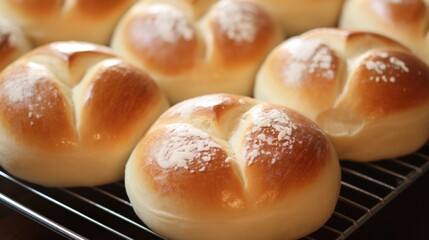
[4,63,47,103]
[2,62,59,126]
[283,38,335,85]
[245,107,297,165]
[155,124,227,173]
[145,4,194,44]
[364,52,410,83]
[214,1,259,43]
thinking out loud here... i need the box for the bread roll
[125,94,340,240]
[247,0,345,36]
[255,28,429,161]
[0,41,169,187]
[0,16,32,71]
[0,0,137,46]
[339,0,429,64]
[111,0,283,104]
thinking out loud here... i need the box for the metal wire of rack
[1,143,428,240]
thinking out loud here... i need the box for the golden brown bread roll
[111,0,283,104]
[247,0,345,36]
[0,16,32,71]
[0,0,137,46]
[339,0,429,64]
[125,94,341,240]
[255,28,429,161]
[0,41,169,187]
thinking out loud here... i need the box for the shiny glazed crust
[0,41,169,187]
[125,94,340,240]
[255,28,429,161]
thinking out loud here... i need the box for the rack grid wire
[1,143,429,240]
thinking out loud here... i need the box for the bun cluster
[111,0,284,103]
[0,41,168,186]
[255,28,429,161]
[1,0,427,239]
[126,94,341,240]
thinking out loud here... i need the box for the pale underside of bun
[125,94,341,240]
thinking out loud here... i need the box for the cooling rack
[1,143,428,240]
